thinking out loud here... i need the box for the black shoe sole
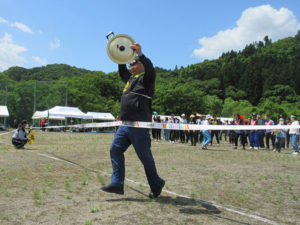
[101,186,124,195]
[149,180,165,199]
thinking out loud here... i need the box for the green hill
[3,64,93,81]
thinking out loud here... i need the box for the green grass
[65,194,72,199]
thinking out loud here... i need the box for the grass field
[0,130,299,225]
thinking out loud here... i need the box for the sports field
[0,131,299,225]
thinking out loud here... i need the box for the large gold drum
[106,32,136,64]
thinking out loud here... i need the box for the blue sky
[0,0,300,73]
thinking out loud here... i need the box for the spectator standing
[152,112,158,140]
[273,118,288,153]
[228,120,235,146]
[249,114,259,149]
[233,114,246,150]
[264,115,275,150]
[289,115,299,155]
[154,114,161,142]
[256,115,265,149]
[210,114,220,145]
[180,114,187,143]
[286,118,291,148]
[169,114,176,143]
[163,117,169,141]
[175,118,180,142]
[189,115,197,146]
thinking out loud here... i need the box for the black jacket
[118,54,155,122]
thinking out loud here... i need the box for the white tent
[218,117,234,123]
[32,110,65,120]
[86,112,115,121]
[0,106,9,117]
[47,106,92,119]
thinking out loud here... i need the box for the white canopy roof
[32,110,65,120]
[47,106,92,119]
[0,106,9,117]
[218,117,234,123]
[86,112,115,121]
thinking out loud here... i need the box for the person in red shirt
[41,118,46,131]
[249,114,259,149]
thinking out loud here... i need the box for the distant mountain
[3,64,94,81]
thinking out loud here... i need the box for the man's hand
[130,43,142,54]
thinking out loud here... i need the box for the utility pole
[32,81,37,126]
[33,81,37,113]
[65,81,68,106]
[5,81,8,105]
[4,82,8,127]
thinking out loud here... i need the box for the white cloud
[13,22,33,34]
[193,5,300,59]
[0,16,33,34]
[32,56,47,66]
[0,33,27,71]
[0,16,9,24]
[50,39,60,50]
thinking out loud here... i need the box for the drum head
[107,34,135,64]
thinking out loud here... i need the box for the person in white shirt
[289,115,299,155]
[201,115,211,150]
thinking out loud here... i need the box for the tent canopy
[32,110,65,120]
[86,112,115,121]
[47,106,92,119]
[0,106,9,117]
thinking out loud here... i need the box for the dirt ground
[0,130,299,225]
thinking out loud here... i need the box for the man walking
[101,43,165,198]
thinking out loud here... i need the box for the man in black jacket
[101,43,165,198]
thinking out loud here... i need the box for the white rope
[33,121,300,131]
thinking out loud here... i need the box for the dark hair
[21,120,27,125]
[234,114,240,119]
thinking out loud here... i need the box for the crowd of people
[151,112,300,155]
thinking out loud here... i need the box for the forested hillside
[1,32,300,126]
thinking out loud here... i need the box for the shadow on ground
[106,186,251,225]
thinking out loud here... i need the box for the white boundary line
[0,131,13,136]
[37,152,279,225]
